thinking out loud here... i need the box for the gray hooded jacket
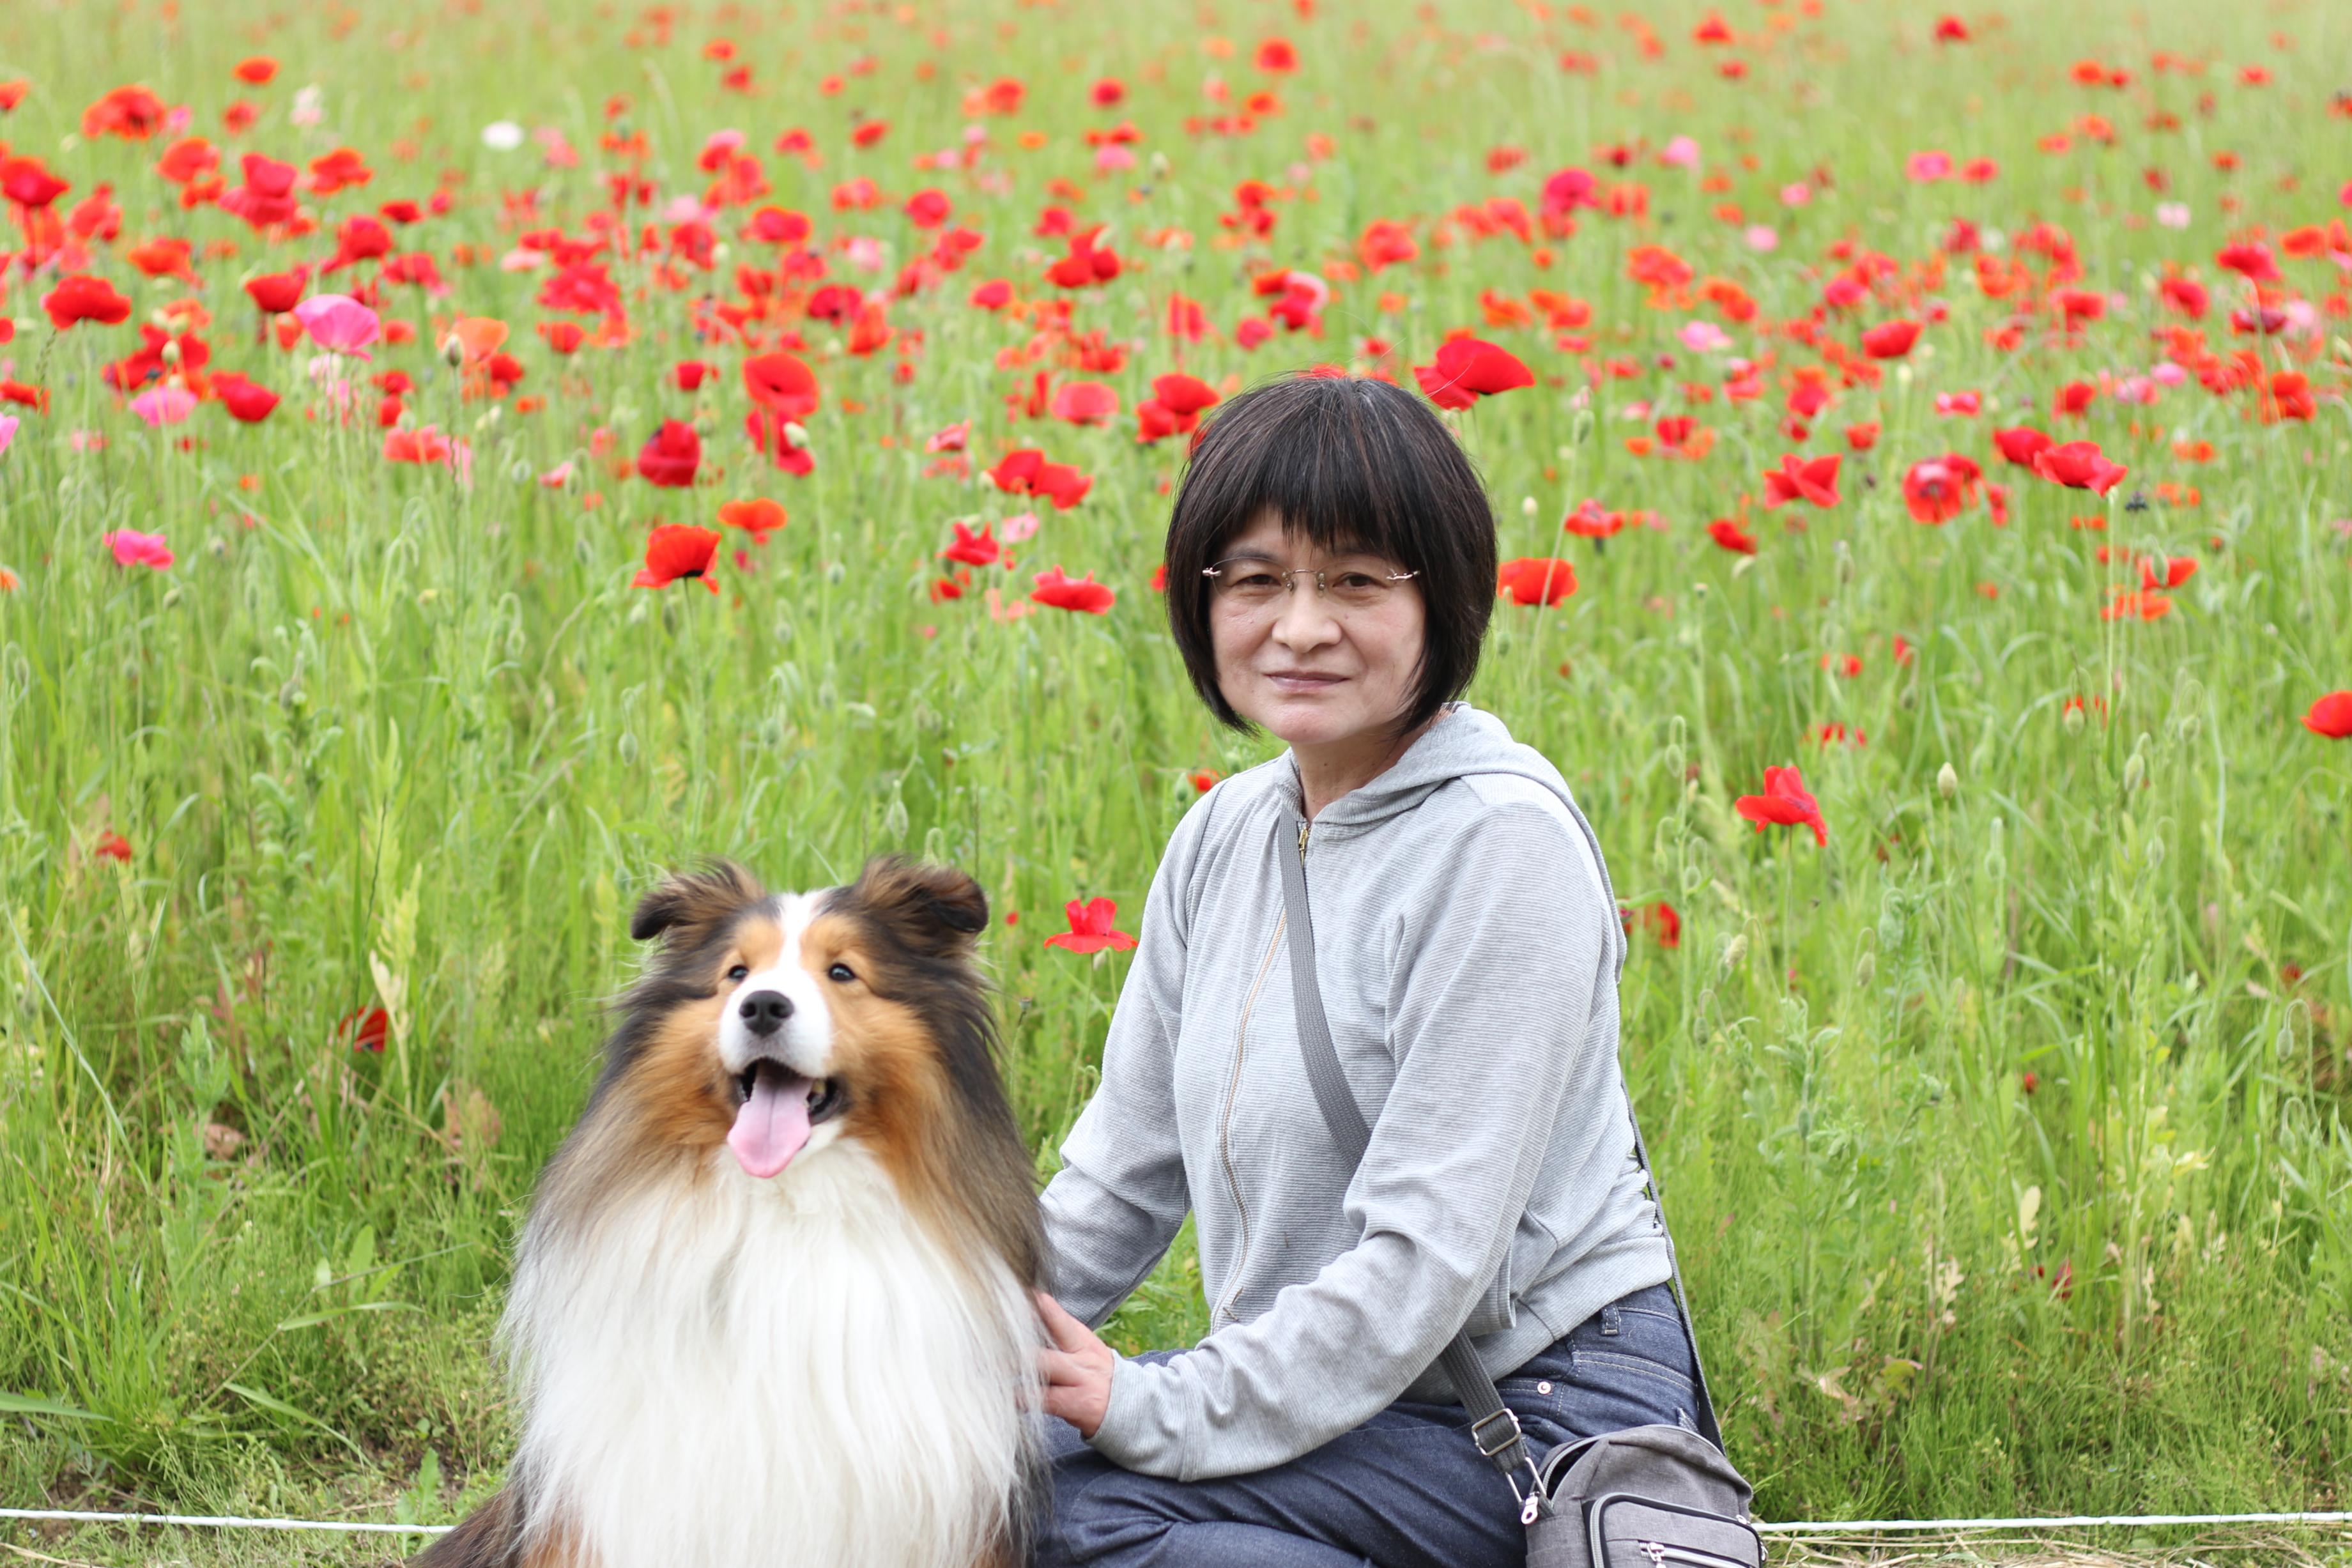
[1040,702,1673,1480]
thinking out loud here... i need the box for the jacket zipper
[1213,894,1290,1325]
[1213,814,1315,1325]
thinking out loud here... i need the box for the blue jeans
[1034,1282,1700,1568]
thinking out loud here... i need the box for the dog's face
[610,859,991,1181]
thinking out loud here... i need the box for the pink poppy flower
[103,529,174,570]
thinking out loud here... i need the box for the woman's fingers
[1034,1289,1091,1352]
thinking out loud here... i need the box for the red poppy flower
[969,278,1014,310]
[0,154,68,208]
[2303,692,2352,739]
[1845,422,1881,451]
[42,274,132,330]
[94,829,134,863]
[307,146,372,196]
[2032,440,2126,495]
[81,84,170,141]
[1707,518,1758,555]
[1049,380,1119,426]
[2140,555,2197,590]
[219,152,300,229]
[340,1005,391,1053]
[742,351,820,418]
[634,523,721,593]
[1029,565,1115,613]
[539,320,587,355]
[234,56,279,84]
[2100,588,2172,621]
[1902,454,1982,525]
[1761,452,1841,509]
[1735,765,1827,845]
[1411,336,1535,410]
[1992,426,2054,467]
[904,188,951,228]
[211,372,281,423]
[638,420,703,488]
[941,521,1001,566]
[1496,557,1579,606]
[716,497,786,544]
[1043,896,1137,953]
[1861,319,1923,358]
[243,268,307,315]
[1562,499,1626,539]
[1045,225,1122,289]
[673,359,715,392]
[1645,901,1682,948]
[2158,276,2209,319]
[2214,240,2280,282]
[1254,37,1300,73]
[1135,371,1220,442]
[989,449,1093,509]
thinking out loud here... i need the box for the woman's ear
[845,856,989,955]
[629,861,765,944]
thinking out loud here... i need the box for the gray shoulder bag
[1274,816,1762,1568]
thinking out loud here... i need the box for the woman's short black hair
[1163,373,1497,737]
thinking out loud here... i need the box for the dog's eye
[827,963,856,983]
[725,964,749,982]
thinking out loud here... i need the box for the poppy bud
[160,339,181,366]
[442,335,465,367]
[2064,702,2086,735]
[2146,834,2165,870]
[781,420,808,450]
[1719,933,1748,974]
[712,242,730,266]
[160,586,182,611]
[2122,741,2148,793]
[1854,948,1875,988]
[1834,539,1855,583]
[1937,762,1958,799]
[692,410,718,438]
[1150,150,1171,180]
[1521,496,1538,516]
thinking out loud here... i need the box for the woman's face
[1208,507,1427,749]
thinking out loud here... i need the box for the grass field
[2,0,2349,1551]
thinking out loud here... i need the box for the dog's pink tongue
[728,1063,814,1179]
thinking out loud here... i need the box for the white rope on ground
[5,1505,2351,1538]
[1755,1510,2352,1535]
[0,1509,450,1535]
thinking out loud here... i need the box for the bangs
[1162,373,1498,736]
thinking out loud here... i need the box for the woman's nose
[1270,581,1342,645]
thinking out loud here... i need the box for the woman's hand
[1036,1291,1118,1440]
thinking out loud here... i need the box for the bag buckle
[1470,1406,1523,1459]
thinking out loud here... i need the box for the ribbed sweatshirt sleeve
[1037,794,1208,1326]
[1086,801,1614,1479]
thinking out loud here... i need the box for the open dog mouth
[725,1059,845,1180]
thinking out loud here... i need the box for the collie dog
[419,858,1048,1568]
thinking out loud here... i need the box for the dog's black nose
[737,990,794,1036]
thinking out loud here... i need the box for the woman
[1032,374,1702,1568]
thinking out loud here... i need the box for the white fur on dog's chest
[503,1146,1037,1568]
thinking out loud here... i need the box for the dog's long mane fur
[417,858,1047,1568]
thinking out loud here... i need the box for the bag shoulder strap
[1270,814,1725,1486]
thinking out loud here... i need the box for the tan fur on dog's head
[544,856,1043,1291]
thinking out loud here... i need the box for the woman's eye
[827,962,856,983]
[726,964,749,982]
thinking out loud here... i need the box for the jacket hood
[1277,701,1580,837]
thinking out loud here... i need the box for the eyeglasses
[1202,557,1420,615]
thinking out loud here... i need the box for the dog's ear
[848,856,989,955]
[629,861,765,944]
